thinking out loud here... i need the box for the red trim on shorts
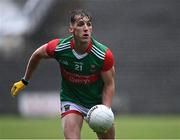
[61,110,83,118]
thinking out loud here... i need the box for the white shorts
[61,101,90,120]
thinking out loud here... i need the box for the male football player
[11,9,115,139]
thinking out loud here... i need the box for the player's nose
[83,24,89,30]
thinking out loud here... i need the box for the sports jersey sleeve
[46,39,60,57]
[101,49,114,72]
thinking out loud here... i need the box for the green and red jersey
[46,35,114,108]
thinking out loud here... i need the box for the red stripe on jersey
[61,68,100,84]
[46,39,60,57]
[61,110,83,118]
[102,49,114,72]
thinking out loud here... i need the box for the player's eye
[77,21,85,27]
[87,22,92,27]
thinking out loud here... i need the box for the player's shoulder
[47,38,60,47]
[48,35,73,49]
[91,37,108,52]
[48,35,72,44]
[60,35,73,43]
[54,35,73,53]
[90,37,112,61]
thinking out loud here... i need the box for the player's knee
[63,126,81,139]
[96,125,115,139]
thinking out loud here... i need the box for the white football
[87,104,114,133]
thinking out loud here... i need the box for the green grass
[0,115,179,139]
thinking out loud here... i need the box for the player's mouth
[83,34,89,38]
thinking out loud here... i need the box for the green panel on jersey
[54,36,108,108]
[61,78,104,108]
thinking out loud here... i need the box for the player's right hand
[11,80,26,97]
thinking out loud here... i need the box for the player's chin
[80,37,91,43]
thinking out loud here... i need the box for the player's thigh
[61,113,84,133]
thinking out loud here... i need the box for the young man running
[11,9,115,139]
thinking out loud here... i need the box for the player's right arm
[11,44,49,97]
[11,39,59,97]
[23,44,50,81]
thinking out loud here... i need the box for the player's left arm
[101,49,115,108]
[101,67,115,108]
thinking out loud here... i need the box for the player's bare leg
[96,124,115,139]
[61,113,83,139]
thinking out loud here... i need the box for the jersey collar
[70,38,92,54]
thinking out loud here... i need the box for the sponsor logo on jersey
[61,68,100,84]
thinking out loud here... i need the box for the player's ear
[69,23,74,33]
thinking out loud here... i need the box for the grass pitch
[0,115,179,139]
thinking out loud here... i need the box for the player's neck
[73,39,89,54]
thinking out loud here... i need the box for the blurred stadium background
[0,0,180,139]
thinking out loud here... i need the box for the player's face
[69,15,92,43]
